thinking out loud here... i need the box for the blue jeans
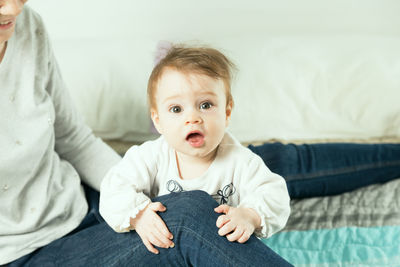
[8,189,292,267]
[249,142,400,198]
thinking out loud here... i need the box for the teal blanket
[262,178,400,266]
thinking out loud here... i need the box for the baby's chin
[178,144,219,160]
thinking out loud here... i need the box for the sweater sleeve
[238,154,291,238]
[99,140,160,233]
[44,33,121,191]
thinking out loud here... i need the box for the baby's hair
[147,44,236,110]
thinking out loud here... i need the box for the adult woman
[0,0,120,264]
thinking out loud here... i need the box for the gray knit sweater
[0,6,121,264]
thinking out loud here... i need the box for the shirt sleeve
[43,34,121,191]
[238,153,291,238]
[99,140,159,233]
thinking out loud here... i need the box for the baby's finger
[214,204,230,214]
[226,227,244,242]
[216,214,230,228]
[148,232,168,249]
[153,226,174,248]
[237,230,251,243]
[154,216,173,240]
[218,221,236,236]
[143,238,159,254]
[149,202,167,212]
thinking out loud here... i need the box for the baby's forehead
[160,67,206,79]
[159,68,223,87]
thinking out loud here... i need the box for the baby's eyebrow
[162,95,181,105]
[161,91,218,105]
[202,91,218,97]
[197,91,218,99]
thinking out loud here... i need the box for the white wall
[29,0,400,40]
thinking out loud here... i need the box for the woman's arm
[44,37,121,190]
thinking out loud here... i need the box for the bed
[30,1,400,266]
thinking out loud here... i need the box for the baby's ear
[225,101,233,126]
[151,109,162,134]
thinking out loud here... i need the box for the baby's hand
[130,202,174,254]
[214,205,261,243]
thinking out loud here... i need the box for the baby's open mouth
[186,131,205,147]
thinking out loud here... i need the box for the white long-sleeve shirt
[100,132,290,238]
[0,6,121,264]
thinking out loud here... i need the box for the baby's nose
[185,110,203,124]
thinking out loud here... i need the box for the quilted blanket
[262,178,400,266]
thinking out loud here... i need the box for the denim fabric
[8,189,292,267]
[248,142,400,198]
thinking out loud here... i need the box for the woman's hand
[214,205,261,243]
[130,202,174,254]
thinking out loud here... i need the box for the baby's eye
[200,102,212,110]
[169,106,182,113]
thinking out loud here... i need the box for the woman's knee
[171,190,218,210]
[156,190,219,225]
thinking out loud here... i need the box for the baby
[99,45,290,255]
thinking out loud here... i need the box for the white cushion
[29,1,400,143]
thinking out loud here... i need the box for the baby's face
[0,0,27,46]
[151,68,232,160]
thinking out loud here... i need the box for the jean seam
[172,225,250,267]
[286,160,400,180]
[109,246,138,267]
